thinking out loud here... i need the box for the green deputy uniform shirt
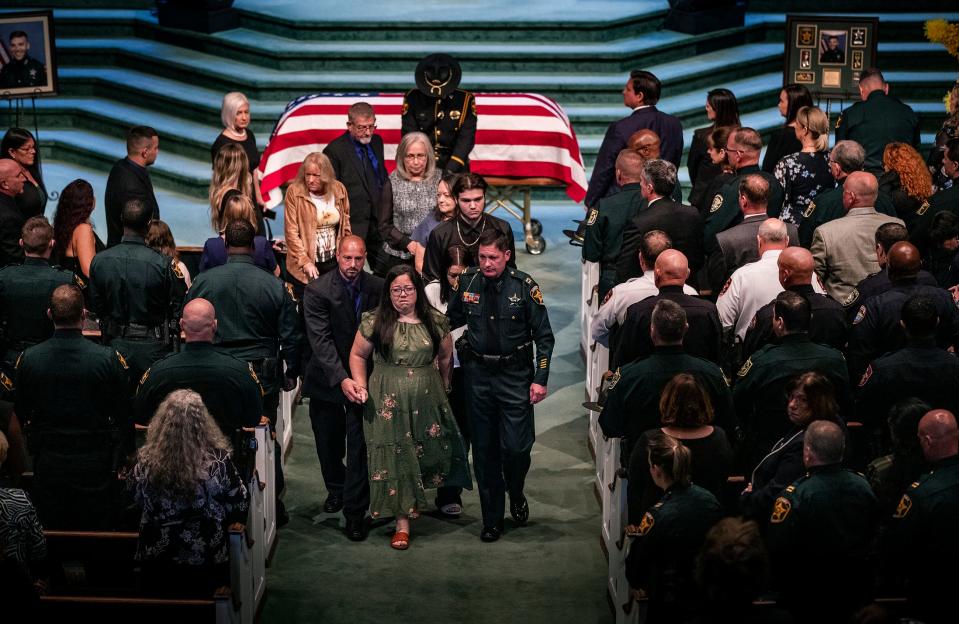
[704,165,784,250]
[798,180,898,248]
[0,257,76,364]
[835,90,920,173]
[582,183,645,298]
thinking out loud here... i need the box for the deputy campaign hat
[415,53,462,99]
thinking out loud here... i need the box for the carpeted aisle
[263,203,613,624]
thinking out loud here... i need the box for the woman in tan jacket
[284,152,351,295]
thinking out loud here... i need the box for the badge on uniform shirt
[638,511,655,535]
[719,278,732,297]
[853,305,867,325]
[770,496,791,523]
[508,293,521,306]
[586,208,598,226]
[917,200,930,216]
[463,292,480,304]
[530,285,544,305]
[116,351,129,370]
[893,493,912,518]
[737,358,753,378]
[450,110,461,120]
[858,365,873,388]
[841,289,859,308]
[710,194,723,213]
[803,201,817,219]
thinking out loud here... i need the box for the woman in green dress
[347,264,471,549]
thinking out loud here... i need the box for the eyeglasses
[350,123,376,132]
[404,153,428,161]
[390,286,415,295]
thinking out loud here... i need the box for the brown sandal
[391,531,410,550]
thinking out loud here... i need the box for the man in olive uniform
[835,68,920,174]
[447,229,553,542]
[89,198,186,386]
[0,31,47,89]
[911,137,959,255]
[402,53,477,174]
[885,409,959,624]
[15,285,130,530]
[0,217,76,381]
[767,421,878,621]
[704,127,784,249]
[135,298,263,435]
[582,149,645,300]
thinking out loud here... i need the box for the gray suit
[811,207,905,302]
[706,213,799,294]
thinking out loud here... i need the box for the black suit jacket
[303,269,384,403]
[324,132,387,242]
[616,196,705,285]
[104,157,159,248]
[0,193,24,268]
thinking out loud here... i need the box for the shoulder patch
[73,273,86,289]
[719,277,732,297]
[530,285,544,306]
[770,496,792,523]
[841,289,859,308]
[285,282,298,302]
[709,193,723,213]
[171,259,184,280]
[858,364,873,388]
[737,358,753,378]
[586,208,599,226]
[638,511,655,535]
[0,371,13,392]
[853,305,867,325]
[893,494,912,519]
[116,350,129,370]
[917,200,930,216]
[803,201,816,219]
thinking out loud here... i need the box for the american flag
[258,92,588,207]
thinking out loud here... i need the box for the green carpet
[262,230,612,624]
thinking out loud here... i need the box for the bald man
[811,171,905,302]
[847,241,959,381]
[0,158,26,267]
[135,297,263,434]
[741,246,846,358]
[886,409,959,623]
[303,235,384,539]
[613,249,721,368]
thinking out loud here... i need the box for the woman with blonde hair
[209,143,261,234]
[210,91,264,208]
[129,389,249,597]
[374,131,441,276]
[773,105,834,226]
[284,151,350,296]
[199,192,279,275]
[880,141,934,231]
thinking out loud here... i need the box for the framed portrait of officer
[784,15,878,99]
[0,11,58,99]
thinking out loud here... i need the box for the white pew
[254,425,277,560]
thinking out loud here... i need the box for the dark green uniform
[88,235,186,383]
[135,341,264,435]
[582,182,644,300]
[14,329,130,529]
[703,165,784,250]
[886,455,959,623]
[401,88,477,173]
[0,257,75,375]
[0,55,46,89]
[909,183,959,256]
[447,266,554,529]
[733,334,849,468]
[835,90,920,174]
[798,180,898,248]
[625,484,722,622]
[767,464,878,620]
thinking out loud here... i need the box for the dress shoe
[480,521,504,542]
[344,517,370,542]
[324,494,344,514]
[510,495,529,526]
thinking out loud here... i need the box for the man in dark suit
[104,126,160,248]
[616,159,703,286]
[0,159,26,267]
[707,174,799,294]
[303,235,383,541]
[323,102,388,250]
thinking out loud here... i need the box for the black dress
[762,126,802,173]
[60,230,105,279]
[210,130,259,171]
[15,180,46,220]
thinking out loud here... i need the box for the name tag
[463,292,480,304]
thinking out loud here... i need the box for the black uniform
[0,55,46,89]
[835,90,920,174]
[422,213,515,282]
[741,283,848,360]
[447,266,554,530]
[798,180,898,248]
[703,165,785,251]
[88,235,186,384]
[14,329,130,529]
[842,267,939,320]
[402,89,477,173]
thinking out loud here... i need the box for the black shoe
[324,494,344,514]
[510,495,529,526]
[344,517,370,542]
[277,500,290,528]
[480,521,504,542]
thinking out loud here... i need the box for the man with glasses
[422,173,515,282]
[704,127,784,252]
[0,159,26,267]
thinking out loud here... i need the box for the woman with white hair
[373,131,441,276]
[773,105,835,227]
[211,91,265,211]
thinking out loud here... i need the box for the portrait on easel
[0,11,57,98]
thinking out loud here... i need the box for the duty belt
[120,323,163,340]
[459,339,533,368]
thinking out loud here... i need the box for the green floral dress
[359,310,472,519]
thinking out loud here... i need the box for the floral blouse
[130,449,249,566]
[774,150,835,226]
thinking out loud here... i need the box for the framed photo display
[0,10,58,99]
[784,15,878,98]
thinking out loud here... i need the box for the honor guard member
[766,421,878,621]
[14,285,130,530]
[402,54,477,175]
[447,228,554,542]
[885,410,959,624]
[135,298,263,436]
[0,217,75,383]
[88,198,186,385]
[0,31,47,89]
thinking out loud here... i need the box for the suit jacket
[324,132,387,242]
[104,157,159,248]
[616,196,704,285]
[707,214,799,294]
[0,193,24,268]
[303,269,384,402]
[584,106,684,208]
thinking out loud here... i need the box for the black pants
[436,367,469,507]
[308,399,370,520]
[464,362,534,527]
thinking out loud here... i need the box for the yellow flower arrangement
[926,19,959,114]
